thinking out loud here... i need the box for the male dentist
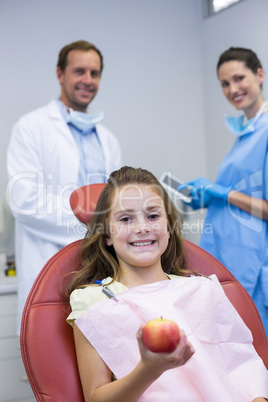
[7,40,122,334]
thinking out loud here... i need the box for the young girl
[67,166,268,401]
[179,47,268,337]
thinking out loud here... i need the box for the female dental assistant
[180,47,268,337]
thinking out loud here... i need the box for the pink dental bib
[76,275,268,401]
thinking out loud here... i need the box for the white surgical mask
[224,101,268,138]
[67,108,104,133]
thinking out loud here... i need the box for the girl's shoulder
[67,278,127,325]
[167,274,181,280]
[168,273,218,284]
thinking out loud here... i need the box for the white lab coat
[6,100,122,333]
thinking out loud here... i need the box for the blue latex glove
[178,177,231,210]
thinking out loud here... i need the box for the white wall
[1,0,267,256]
[0,0,206,256]
[201,0,268,180]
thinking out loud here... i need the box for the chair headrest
[70,183,106,224]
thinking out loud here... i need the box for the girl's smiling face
[106,184,170,274]
[218,60,264,119]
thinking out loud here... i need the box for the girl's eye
[221,81,229,88]
[148,214,159,220]
[120,217,131,222]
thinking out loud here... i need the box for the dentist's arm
[228,190,268,220]
[179,178,268,220]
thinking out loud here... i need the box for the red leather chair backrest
[69,183,106,225]
[20,184,268,401]
[20,241,84,402]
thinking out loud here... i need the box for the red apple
[142,317,181,353]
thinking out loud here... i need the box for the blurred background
[0,0,267,255]
[1,1,268,400]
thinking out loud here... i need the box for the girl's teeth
[132,241,153,246]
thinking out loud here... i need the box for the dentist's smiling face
[106,184,170,273]
[218,60,264,119]
[57,49,101,112]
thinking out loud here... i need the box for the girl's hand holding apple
[136,320,195,378]
[142,318,181,353]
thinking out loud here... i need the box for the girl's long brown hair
[66,166,189,298]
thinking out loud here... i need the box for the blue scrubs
[200,112,268,337]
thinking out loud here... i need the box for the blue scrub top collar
[224,100,268,138]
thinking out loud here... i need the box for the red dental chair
[20,183,268,402]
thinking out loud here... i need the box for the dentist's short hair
[57,40,103,73]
